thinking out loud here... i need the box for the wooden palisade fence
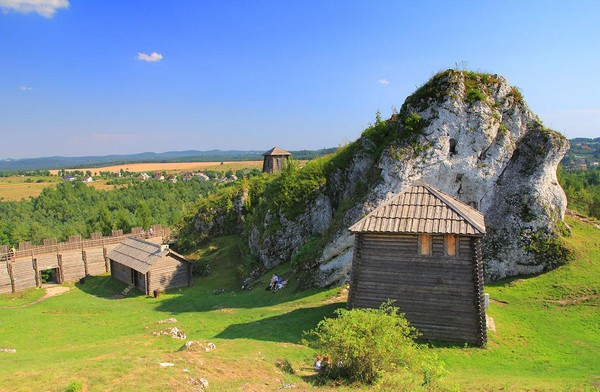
[0,225,169,294]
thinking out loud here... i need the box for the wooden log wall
[348,232,485,345]
[147,255,191,293]
[11,255,37,292]
[110,260,131,286]
[60,249,86,282]
[0,261,12,294]
[0,225,169,294]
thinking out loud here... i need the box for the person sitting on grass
[273,276,287,292]
[314,355,322,371]
[266,274,278,291]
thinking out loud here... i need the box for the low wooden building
[347,180,487,346]
[262,146,291,173]
[108,238,192,295]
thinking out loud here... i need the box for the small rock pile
[181,340,216,352]
[157,318,177,324]
[152,326,186,339]
[188,377,209,391]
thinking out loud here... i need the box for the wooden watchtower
[262,147,291,173]
[347,180,487,346]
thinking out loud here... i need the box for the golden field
[1,161,264,201]
[48,160,263,175]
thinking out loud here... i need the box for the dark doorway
[41,268,60,283]
[130,269,138,286]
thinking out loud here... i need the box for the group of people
[314,355,331,373]
[266,274,287,292]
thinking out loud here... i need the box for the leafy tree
[115,209,132,233]
[305,301,447,388]
[136,200,152,230]
[97,202,113,236]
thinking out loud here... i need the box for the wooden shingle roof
[108,238,185,274]
[349,180,486,236]
[263,146,291,156]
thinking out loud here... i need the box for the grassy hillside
[437,216,600,390]
[0,218,598,391]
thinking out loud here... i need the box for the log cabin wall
[110,260,131,285]
[147,255,191,293]
[348,232,485,345]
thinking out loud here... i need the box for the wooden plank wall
[349,233,483,345]
[60,250,86,282]
[84,248,108,276]
[0,261,13,294]
[11,256,37,292]
[110,260,131,286]
[36,253,60,271]
[0,226,170,294]
[148,255,191,293]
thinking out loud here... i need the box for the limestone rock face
[248,193,334,269]
[293,71,565,284]
[366,71,570,282]
[194,70,570,286]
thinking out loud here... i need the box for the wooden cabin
[262,146,291,173]
[347,180,487,346]
[108,238,192,295]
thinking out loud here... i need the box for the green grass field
[0,217,598,391]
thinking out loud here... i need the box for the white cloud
[378,79,390,85]
[137,51,163,63]
[19,85,33,91]
[0,0,69,18]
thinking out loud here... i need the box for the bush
[275,358,295,374]
[304,301,447,387]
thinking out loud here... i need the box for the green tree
[115,209,132,233]
[98,202,113,236]
[136,200,152,230]
[305,301,446,388]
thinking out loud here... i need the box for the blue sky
[1,0,598,159]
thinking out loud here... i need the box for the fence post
[33,257,40,288]
[57,255,64,284]
[7,261,15,293]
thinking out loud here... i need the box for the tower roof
[263,146,291,156]
[349,180,486,236]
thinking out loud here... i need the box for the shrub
[304,301,447,387]
[465,88,485,104]
[275,358,295,374]
[65,381,83,392]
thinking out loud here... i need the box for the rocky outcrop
[188,69,570,285]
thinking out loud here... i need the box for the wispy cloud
[19,85,33,91]
[0,0,69,18]
[137,51,163,63]
[378,79,390,85]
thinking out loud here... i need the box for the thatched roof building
[108,238,192,295]
[347,180,487,345]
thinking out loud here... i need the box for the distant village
[58,168,257,185]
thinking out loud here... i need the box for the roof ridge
[418,182,486,234]
[348,180,485,235]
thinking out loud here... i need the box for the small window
[446,235,457,256]
[419,234,432,256]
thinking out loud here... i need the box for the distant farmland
[0,161,263,201]
[49,160,263,175]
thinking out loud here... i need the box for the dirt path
[2,286,71,309]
